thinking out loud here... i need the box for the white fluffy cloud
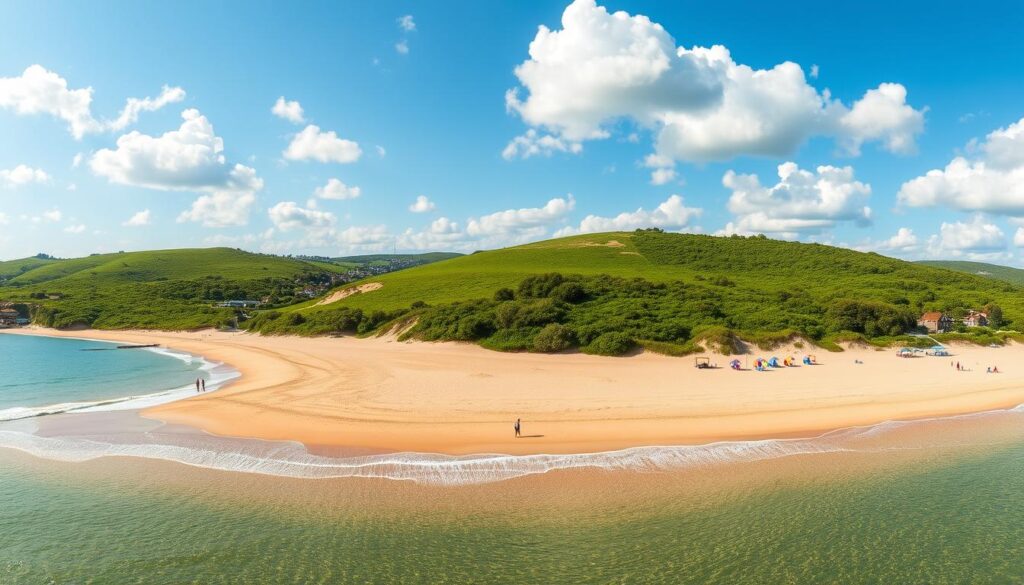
[882,227,919,251]
[409,195,436,213]
[928,215,1005,256]
[466,195,575,238]
[284,124,362,163]
[556,194,700,237]
[0,164,49,188]
[506,0,925,162]
[177,192,257,228]
[314,178,361,200]
[649,167,677,185]
[720,162,871,238]
[338,225,392,250]
[898,117,1024,215]
[63,223,86,234]
[398,217,467,249]
[0,65,184,139]
[395,41,409,55]
[271,97,305,124]
[502,129,582,160]
[398,15,416,31]
[268,201,337,232]
[122,209,151,227]
[837,83,924,156]
[91,109,262,227]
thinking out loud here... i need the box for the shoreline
[0,333,238,422]
[3,327,1024,458]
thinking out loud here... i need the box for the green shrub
[583,332,634,356]
[533,323,576,352]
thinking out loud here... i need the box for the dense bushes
[823,299,916,337]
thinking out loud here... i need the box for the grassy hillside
[917,260,1024,286]
[247,231,1024,355]
[0,255,58,281]
[0,248,350,329]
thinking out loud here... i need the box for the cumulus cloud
[409,195,436,213]
[268,201,337,232]
[177,192,257,228]
[90,108,262,227]
[314,178,361,200]
[398,217,467,250]
[395,41,409,55]
[927,215,1005,257]
[719,162,871,238]
[649,167,677,185]
[284,124,362,163]
[338,225,392,250]
[882,227,919,251]
[465,195,575,239]
[398,15,416,31]
[63,223,86,234]
[39,209,62,223]
[122,209,151,227]
[0,164,49,188]
[271,97,305,124]
[898,117,1024,215]
[506,0,925,163]
[0,65,183,139]
[556,194,700,237]
[502,129,582,160]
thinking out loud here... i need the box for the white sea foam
[2,399,1022,486]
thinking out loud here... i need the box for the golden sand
[5,328,1023,455]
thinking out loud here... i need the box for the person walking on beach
[514,418,521,438]
[201,378,206,392]
[195,378,201,393]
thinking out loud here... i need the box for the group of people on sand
[951,361,1001,374]
[194,377,206,393]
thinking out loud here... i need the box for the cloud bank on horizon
[0,0,1022,263]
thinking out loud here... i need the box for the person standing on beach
[201,378,206,392]
[514,418,521,438]
[195,378,200,393]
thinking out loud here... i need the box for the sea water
[0,334,213,420]
[0,439,1022,583]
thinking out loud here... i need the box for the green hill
[0,255,59,281]
[917,260,1024,286]
[0,248,351,329]
[246,231,1023,354]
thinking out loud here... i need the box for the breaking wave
[3,399,1022,486]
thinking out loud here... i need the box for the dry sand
[5,328,1024,455]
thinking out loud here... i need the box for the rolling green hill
[0,255,59,281]
[917,260,1024,286]
[246,231,1024,354]
[0,248,351,329]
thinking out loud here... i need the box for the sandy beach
[4,327,1023,455]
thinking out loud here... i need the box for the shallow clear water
[0,334,206,415]
[1,442,1022,584]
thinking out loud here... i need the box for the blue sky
[2,0,1023,262]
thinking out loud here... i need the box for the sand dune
[6,328,1024,455]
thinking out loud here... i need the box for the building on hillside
[918,311,953,333]
[217,300,262,308]
[0,309,19,328]
[962,310,989,328]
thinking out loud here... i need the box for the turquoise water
[0,443,1022,584]
[0,334,207,417]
